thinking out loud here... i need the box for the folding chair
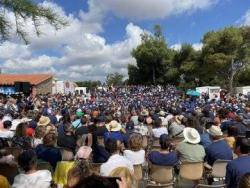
[0,163,19,184]
[37,160,54,173]
[179,162,204,181]
[195,184,226,188]
[211,160,230,179]
[60,148,74,161]
[147,164,175,188]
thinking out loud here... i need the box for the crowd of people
[0,86,249,188]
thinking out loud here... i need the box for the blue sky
[53,0,249,45]
[0,0,250,81]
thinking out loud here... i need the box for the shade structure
[186,89,200,97]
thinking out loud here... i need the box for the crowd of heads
[0,86,249,188]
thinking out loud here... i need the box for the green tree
[201,27,250,92]
[75,80,101,89]
[131,25,173,85]
[0,0,67,43]
[106,72,124,86]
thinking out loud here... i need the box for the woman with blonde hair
[109,167,134,188]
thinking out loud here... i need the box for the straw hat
[175,115,184,125]
[106,120,122,132]
[207,125,223,137]
[37,116,51,126]
[141,110,149,117]
[183,127,200,144]
[159,110,166,117]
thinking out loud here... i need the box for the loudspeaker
[14,82,31,94]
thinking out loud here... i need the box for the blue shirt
[35,144,62,169]
[205,140,233,166]
[200,133,212,148]
[148,151,178,166]
[104,131,127,143]
[226,156,250,188]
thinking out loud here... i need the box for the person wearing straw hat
[176,127,205,162]
[104,120,127,144]
[205,125,233,166]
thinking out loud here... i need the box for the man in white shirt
[100,139,134,176]
[0,120,14,139]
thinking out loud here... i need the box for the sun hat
[75,146,92,159]
[76,109,84,117]
[183,127,200,144]
[106,120,122,132]
[175,115,184,125]
[159,110,166,117]
[141,110,149,117]
[207,125,223,137]
[37,116,51,126]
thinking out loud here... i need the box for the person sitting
[199,121,213,149]
[224,126,238,150]
[66,160,92,188]
[152,118,168,138]
[33,126,46,148]
[176,127,205,162]
[134,115,148,136]
[226,138,250,188]
[100,138,134,176]
[168,115,185,138]
[205,126,233,166]
[124,133,145,165]
[11,122,32,150]
[35,133,62,169]
[57,123,77,152]
[0,120,14,139]
[238,172,250,188]
[148,134,178,166]
[12,149,52,188]
[104,120,127,143]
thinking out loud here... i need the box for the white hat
[207,125,223,137]
[183,127,200,144]
[106,120,122,132]
[20,117,32,123]
[159,110,166,117]
[2,115,12,122]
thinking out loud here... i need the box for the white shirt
[12,170,52,188]
[0,129,14,138]
[152,127,168,138]
[100,154,134,176]
[33,138,43,148]
[124,149,145,165]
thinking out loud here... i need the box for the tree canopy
[129,25,250,90]
[0,0,67,43]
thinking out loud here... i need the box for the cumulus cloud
[0,1,145,81]
[0,0,215,81]
[97,0,219,20]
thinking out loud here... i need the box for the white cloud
[0,1,145,81]
[97,0,219,20]
[192,43,203,51]
[170,42,203,51]
[170,44,182,51]
[239,9,250,26]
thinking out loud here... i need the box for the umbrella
[186,89,200,97]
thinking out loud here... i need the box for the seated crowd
[0,88,250,188]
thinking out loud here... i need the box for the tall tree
[201,27,249,92]
[131,25,172,85]
[106,72,124,86]
[0,0,67,43]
